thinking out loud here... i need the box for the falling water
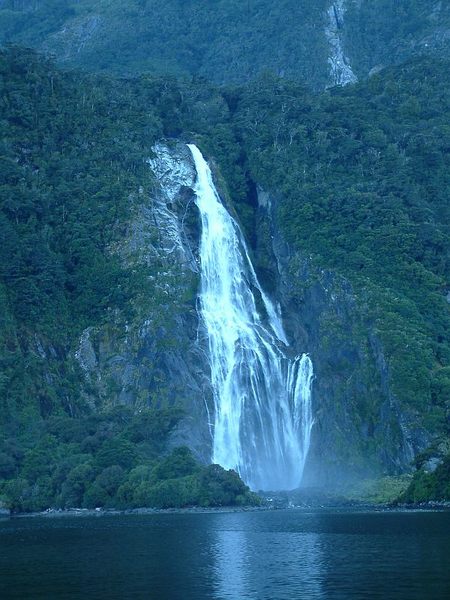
[188,144,313,491]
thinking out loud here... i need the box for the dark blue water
[1,509,449,599]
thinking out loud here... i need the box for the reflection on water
[1,510,450,599]
[213,521,249,598]
[213,513,324,599]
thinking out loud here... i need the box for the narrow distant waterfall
[188,144,313,491]
[325,1,357,87]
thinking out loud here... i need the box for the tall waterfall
[188,144,313,491]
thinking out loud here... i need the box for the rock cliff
[254,188,430,486]
[74,142,213,463]
[74,141,431,488]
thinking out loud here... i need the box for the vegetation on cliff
[344,0,450,77]
[229,58,450,429]
[0,46,449,498]
[398,444,450,502]
[399,458,450,503]
[1,1,448,89]
[0,46,162,427]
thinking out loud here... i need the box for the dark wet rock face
[255,188,430,487]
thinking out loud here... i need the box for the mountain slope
[0,47,449,504]
[0,1,448,89]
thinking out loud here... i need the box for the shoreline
[8,505,271,519]
[2,500,450,519]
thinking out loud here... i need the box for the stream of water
[188,144,313,490]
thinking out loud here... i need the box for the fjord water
[188,144,313,491]
[1,510,450,599]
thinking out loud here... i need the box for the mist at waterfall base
[188,144,313,492]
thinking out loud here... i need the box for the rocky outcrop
[74,142,213,462]
[42,15,102,61]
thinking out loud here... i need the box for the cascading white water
[188,144,313,491]
[325,1,357,87]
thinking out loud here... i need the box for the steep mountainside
[231,62,450,484]
[0,47,449,506]
[0,48,248,510]
[0,1,449,89]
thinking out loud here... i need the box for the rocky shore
[2,500,450,520]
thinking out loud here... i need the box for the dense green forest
[344,0,450,76]
[0,46,160,423]
[226,61,450,499]
[0,405,259,512]
[232,59,450,421]
[0,47,259,511]
[0,45,449,508]
[0,0,330,85]
[0,1,448,88]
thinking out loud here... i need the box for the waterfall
[188,144,313,491]
[325,1,357,87]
